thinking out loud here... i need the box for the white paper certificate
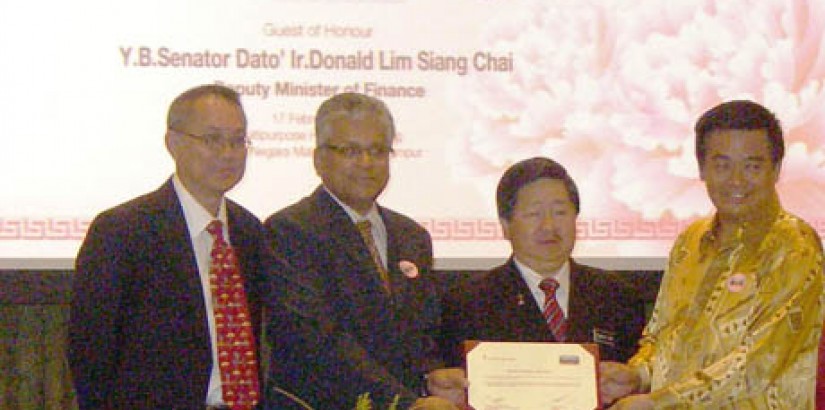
[465,341,599,410]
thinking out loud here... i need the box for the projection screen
[2,0,824,270]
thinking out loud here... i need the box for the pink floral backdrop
[447,0,825,254]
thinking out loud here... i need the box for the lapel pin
[727,273,747,293]
[399,260,419,278]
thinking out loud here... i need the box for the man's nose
[729,164,746,185]
[539,212,556,229]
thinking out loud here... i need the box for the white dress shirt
[172,175,230,406]
[513,258,571,317]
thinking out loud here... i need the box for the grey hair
[167,84,245,130]
[314,93,395,146]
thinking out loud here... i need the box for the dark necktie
[539,277,568,342]
[206,220,260,410]
[356,220,392,294]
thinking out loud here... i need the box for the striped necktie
[539,277,567,342]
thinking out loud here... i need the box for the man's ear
[312,148,323,177]
[499,217,511,241]
[165,130,179,158]
[771,162,781,183]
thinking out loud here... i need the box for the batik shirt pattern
[629,204,824,409]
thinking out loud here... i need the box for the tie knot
[539,277,560,295]
[356,219,372,234]
[206,220,224,240]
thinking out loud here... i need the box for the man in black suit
[69,84,271,409]
[264,93,464,410]
[439,157,647,368]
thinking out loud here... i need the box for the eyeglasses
[321,144,393,159]
[171,128,252,151]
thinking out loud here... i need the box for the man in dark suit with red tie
[439,157,647,368]
[69,84,272,409]
[263,92,464,410]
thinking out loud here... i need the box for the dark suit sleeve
[613,275,648,362]
[264,218,421,410]
[589,269,648,362]
[68,211,128,410]
[388,218,443,377]
[409,229,443,374]
[438,279,476,368]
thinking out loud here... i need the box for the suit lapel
[226,201,266,347]
[382,208,404,298]
[381,208,425,308]
[227,203,257,296]
[567,262,596,343]
[312,189,392,299]
[147,180,209,340]
[499,259,555,340]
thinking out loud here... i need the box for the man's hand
[607,394,654,410]
[599,361,639,406]
[426,367,468,408]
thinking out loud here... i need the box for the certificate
[465,341,599,410]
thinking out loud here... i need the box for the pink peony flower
[447,0,825,247]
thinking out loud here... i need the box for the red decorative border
[422,217,703,241]
[574,218,697,240]
[422,218,503,240]
[420,218,698,241]
[4,217,825,242]
[0,218,90,240]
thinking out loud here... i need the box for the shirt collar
[700,193,780,256]
[513,257,571,292]
[323,186,381,224]
[172,175,228,238]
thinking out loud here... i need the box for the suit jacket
[68,179,270,410]
[264,186,440,410]
[439,258,647,367]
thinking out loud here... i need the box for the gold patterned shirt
[629,201,824,409]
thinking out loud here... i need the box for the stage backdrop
[2,0,825,270]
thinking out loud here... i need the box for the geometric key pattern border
[420,217,825,241]
[0,218,90,240]
[4,217,825,241]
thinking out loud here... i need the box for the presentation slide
[2,0,824,269]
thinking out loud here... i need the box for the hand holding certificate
[465,341,600,410]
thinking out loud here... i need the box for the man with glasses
[264,93,465,409]
[69,84,272,409]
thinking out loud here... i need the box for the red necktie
[539,277,567,342]
[207,220,260,410]
[356,220,392,294]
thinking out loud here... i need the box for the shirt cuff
[634,363,651,392]
[648,387,681,407]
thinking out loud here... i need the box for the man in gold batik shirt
[600,100,825,409]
